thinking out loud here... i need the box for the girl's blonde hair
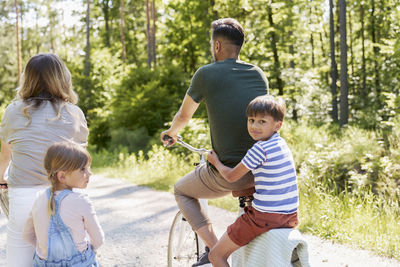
[44,141,91,216]
[16,54,78,126]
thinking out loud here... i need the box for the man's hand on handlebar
[160,131,177,147]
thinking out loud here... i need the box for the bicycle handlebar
[163,135,208,155]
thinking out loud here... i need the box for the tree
[151,0,156,66]
[329,0,338,122]
[339,0,348,126]
[15,0,21,82]
[266,1,283,95]
[360,2,367,101]
[146,0,151,67]
[46,0,56,53]
[120,0,126,62]
[85,0,90,79]
[101,0,111,47]
[145,0,156,67]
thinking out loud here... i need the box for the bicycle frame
[165,135,208,267]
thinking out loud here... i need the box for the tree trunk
[102,0,110,47]
[146,0,151,68]
[47,0,55,53]
[120,0,126,62]
[310,7,315,68]
[85,0,90,78]
[35,5,40,54]
[15,0,21,83]
[151,0,156,66]
[287,1,297,121]
[266,2,283,95]
[370,0,380,105]
[320,31,329,85]
[339,0,348,126]
[19,1,24,60]
[329,0,338,122]
[360,3,367,100]
[348,8,354,82]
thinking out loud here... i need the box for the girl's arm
[81,196,105,250]
[207,150,249,182]
[22,212,37,248]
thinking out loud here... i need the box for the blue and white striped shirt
[241,133,298,214]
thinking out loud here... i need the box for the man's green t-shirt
[187,58,269,168]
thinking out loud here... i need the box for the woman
[0,53,88,266]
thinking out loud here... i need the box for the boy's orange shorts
[227,206,299,246]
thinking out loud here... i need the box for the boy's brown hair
[246,95,286,121]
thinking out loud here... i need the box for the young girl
[23,142,104,266]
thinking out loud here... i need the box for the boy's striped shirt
[241,133,298,214]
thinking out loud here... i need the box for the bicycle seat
[231,187,255,197]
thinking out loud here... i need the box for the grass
[299,183,400,260]
[91,144,400,261]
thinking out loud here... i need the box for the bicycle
[164,135,208,267]
[164,135,310,267]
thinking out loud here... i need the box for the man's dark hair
[211,18,244,47]
[246,95,286,122]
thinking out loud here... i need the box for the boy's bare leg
[196,224,219,249]
[209,232,241,267]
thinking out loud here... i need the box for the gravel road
[0,175,398,266]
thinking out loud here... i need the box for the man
[161,18,269,267]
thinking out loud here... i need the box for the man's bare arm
[160,94,199,145]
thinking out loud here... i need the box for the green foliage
[109,126,151,153]
[299,183,400,260]
[160,0,215,74]
[281,120,400,209]
[67,48,125,149]
[110,64,189,145]
[0,19,18,104]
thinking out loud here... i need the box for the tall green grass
[91,120,400,261]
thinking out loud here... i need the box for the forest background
[1,0,400,261]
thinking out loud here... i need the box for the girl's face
[58,164,92,190]
[247,113,282,141]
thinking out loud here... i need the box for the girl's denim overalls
[33,189,100,267]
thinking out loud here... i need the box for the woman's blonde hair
[17,54,78,125]
[44,141,91,216]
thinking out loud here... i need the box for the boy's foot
[192,246,211,267]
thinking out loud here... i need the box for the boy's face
[247,113,282,141]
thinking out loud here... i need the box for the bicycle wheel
[168,211,202,267]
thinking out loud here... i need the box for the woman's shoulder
[64,102,84,114]
[4,100,24,113]
[65,102,86,118]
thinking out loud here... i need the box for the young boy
[207,95,299,267]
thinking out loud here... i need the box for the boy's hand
[207,150,219,166]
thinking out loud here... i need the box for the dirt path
[0,175,398,266]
